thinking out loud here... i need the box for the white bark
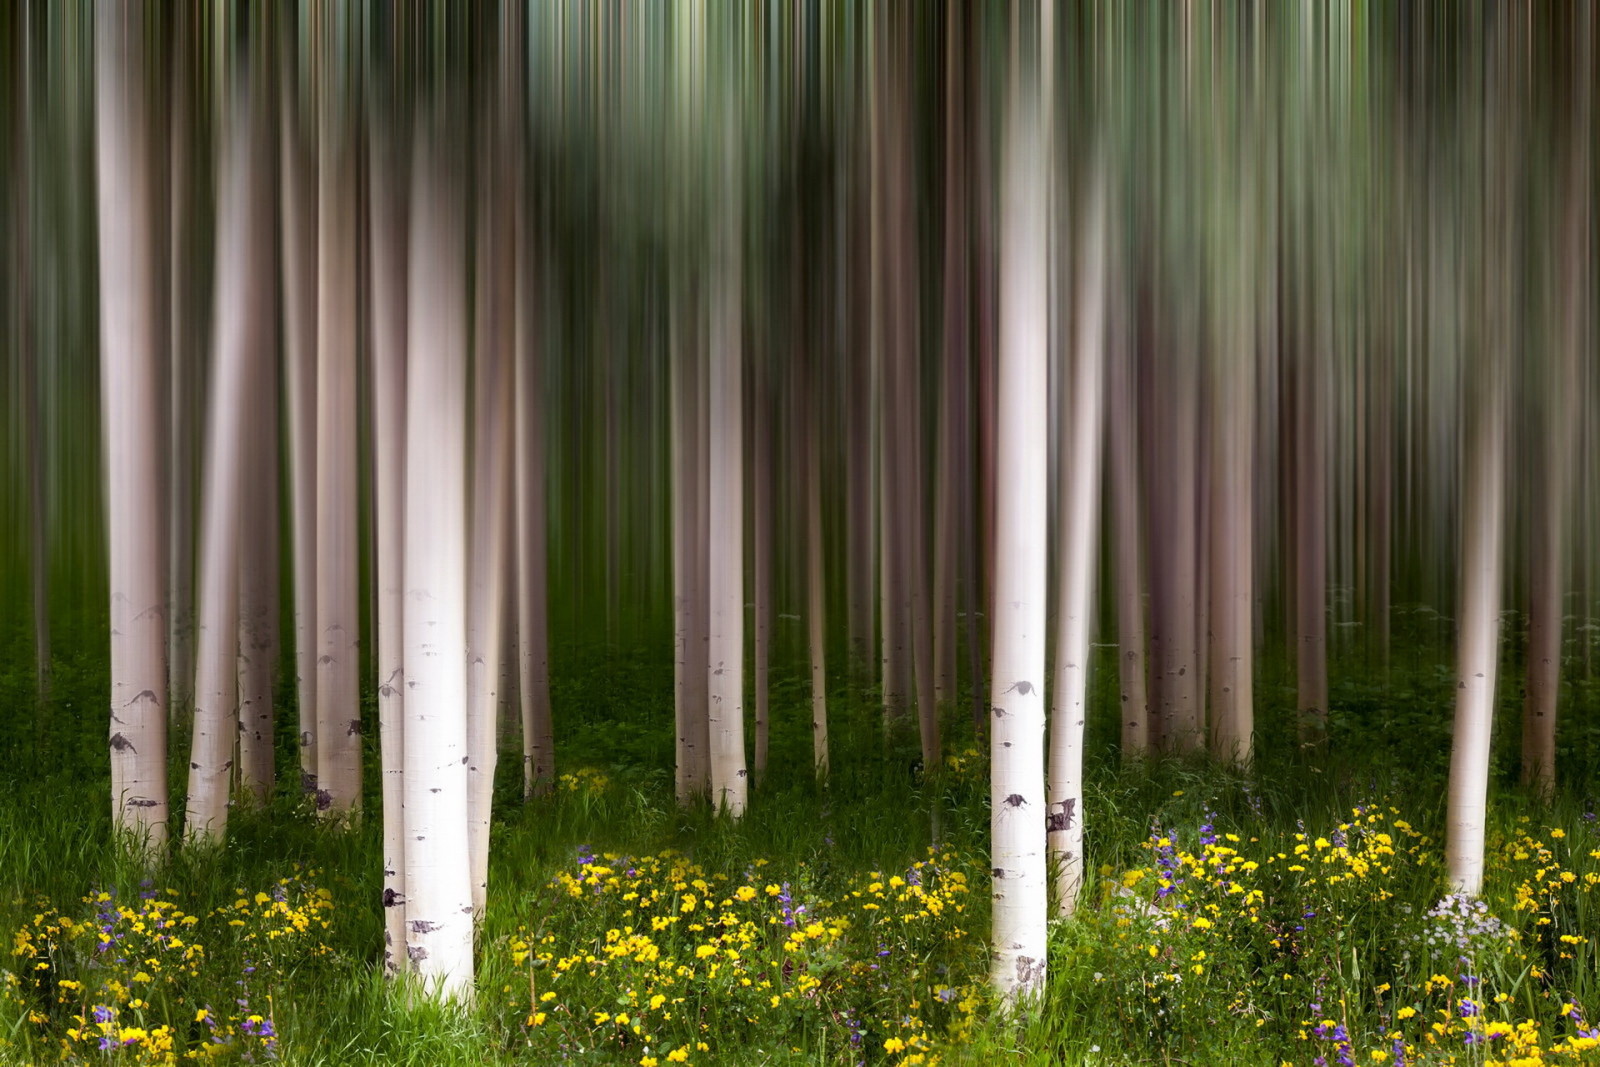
[989,47,1049,1004]
[1446,373,1506,896]
[315,68,362,814]
[403,120,474,998]
[1047,163,1107,918]
[707,141,748,817]
[187,84,268,842]
[97,3,170,849]
[237,207,280,805]
[370,96,409,975]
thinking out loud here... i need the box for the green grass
[0,620,1597,1064]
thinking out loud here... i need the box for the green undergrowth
[0,625,1596,1063]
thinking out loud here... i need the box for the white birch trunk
[707,142,748,817]
[403,120,474,998]
[237,218,280,805]
[97,3,170,849]
[1047,163,1107,917]
[187,83,269,843]
[1446,371,1506,896]
[315,66,362,813]
[369,93,409,974]
[989,44,1049,1003]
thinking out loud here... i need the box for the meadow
[0,619,1599,1066]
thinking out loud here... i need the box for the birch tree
[402,112,474,998]
[97,1,170,849]
[1047,160,1107,917]
[314,28,362,814]
[989,14,1049,1002]
[369,50,409,973]
[187,76,270,843]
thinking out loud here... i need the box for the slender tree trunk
[166,3,197,726]
[279,38,319,789]
[187,80,269,844]
[467,138,513,918]
[402,115,473,998]
[368,73,409,975]
[989,28,1049,1003]
[1207,204,1256,763]
[1522,47,1588,798]
[1446,364,1507,895]
[1295,353,1330,737]
[805,404,829,777]
[1048,162,1108,917]
[315,48,362,814]
[515,190,554,799]
[97,2,170,850]
[1107,290,1149,757]
[751,353,772,783]
[237,223,281,804]
[707,139,748,817]
[13,22,49,707]
[670,280,709,803]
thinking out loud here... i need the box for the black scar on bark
[408,945,427,962]
[1004,793,1026,807]
[383,888,405,908]
[110,733,136,753]
[347,719,362,736]
[1045,799,1075,833]
[409,919,441,933]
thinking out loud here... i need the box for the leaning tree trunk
[402,115,474,998]
[96,2,171,850]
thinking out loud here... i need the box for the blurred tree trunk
[1048,161,1108,917]
[279,28,319,790]
[187,73,269,844]
[368,59,408,974]
[97,0,171,850]
[1523,29,1589,798]
[314,28,362,814]
[467,103,513,917]
[402,112,473,997]
[707,132,748,817]
[670,272,709,804]
[516,218,555,799]
[989,13,1049,1003]
[1107,288,1149,757]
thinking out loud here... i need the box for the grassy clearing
[0,628,1597,1064]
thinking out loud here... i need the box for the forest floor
[0,628,1598,1065]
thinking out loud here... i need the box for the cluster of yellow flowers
[499,843,982,1066]
[1,869,331,1063]
[1088,801,1600,1066]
